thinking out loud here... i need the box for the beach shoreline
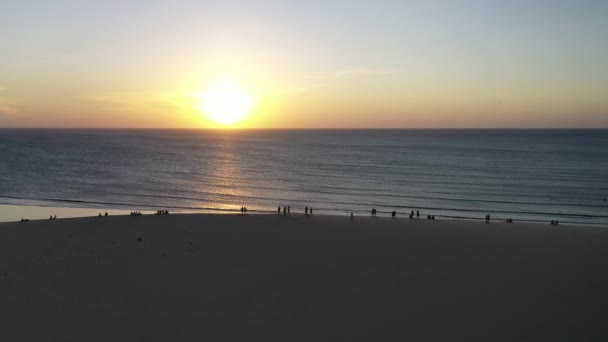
[2,202,607,228]
[2,213,608,340]
[3,202,607,229]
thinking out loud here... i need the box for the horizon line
[1,127,607,130]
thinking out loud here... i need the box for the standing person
[392,210,396,219]
[372,208,376,216]
[244,207,247,214]
[416,210,420,218]
[278,206,281,214]
[305,206,308,215]
[283,206,287,215]
[310,207,313,215]
[350,212,354,221]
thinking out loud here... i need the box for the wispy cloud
[0,104,16,115]
[81,90,190,114]
[0,86,17,115]
[17,54,79,67]
[269,68,404,96]
[265,83,329,96]
[309,68,404,81]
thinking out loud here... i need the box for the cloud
[80,90,190,114]
[0,105,16,116]
[17,54,79,67]
[0,87,17,115]
[309,68,404,81]
[265,83,329,96]
[268,68,404,97]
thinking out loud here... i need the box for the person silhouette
[372,208,376,216]
[392,211,396,219]
[310,207,313,215]
[305,206,308,215]
[105,212,108,217]
[416,210,419,218]
[278,206,281,214]
[283,206,286,215]
[350,212,354,221]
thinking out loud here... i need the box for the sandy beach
[1,213,607,341]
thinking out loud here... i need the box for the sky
[1,0,607,128]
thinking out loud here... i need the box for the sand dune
[1,214,607,341]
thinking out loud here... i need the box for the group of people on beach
[370,208,433,220]
[355,208,433,220]
[240,207,248,214]
[98,212,108,217]
[48,215,57,220]
[130,211,143,216]
[155,210,169,215]
[275,205,314,215]
[551,220,559,225]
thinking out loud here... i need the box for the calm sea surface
[1,129,607,225]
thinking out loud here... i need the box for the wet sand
[1,213,607,341]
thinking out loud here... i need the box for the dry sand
[1,213,607,341]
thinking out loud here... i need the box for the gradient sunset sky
[1,1,607,128]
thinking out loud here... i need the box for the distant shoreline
[2,203,606,228]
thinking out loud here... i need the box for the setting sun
[200,81,254,126]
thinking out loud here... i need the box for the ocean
[1,129,607,225]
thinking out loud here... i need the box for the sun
[200,81,254,126]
